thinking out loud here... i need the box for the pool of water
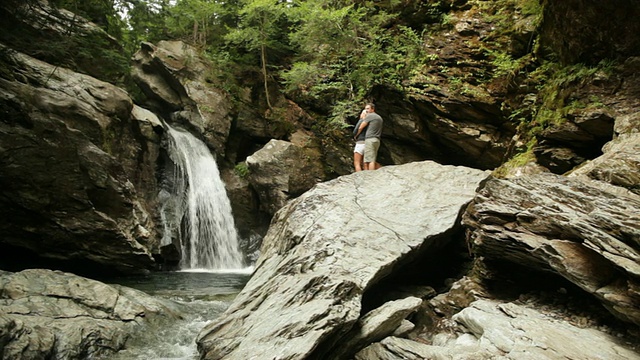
[103,269,252,359]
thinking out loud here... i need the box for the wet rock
[328,297,423,359]
[245,138,324,217]
[132,41,233,156]
[0,269,182,360]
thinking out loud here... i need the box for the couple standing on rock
[353,103,383,172]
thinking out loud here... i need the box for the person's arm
[354,119,368,139]
[352,119,362,137]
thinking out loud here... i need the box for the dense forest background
[4,0,465,120]
[2,0,625,174]
[2,0,556,157]
[4,0,624,177]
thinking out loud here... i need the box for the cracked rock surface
[196,161,489,359]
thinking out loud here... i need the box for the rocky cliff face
[0,48,162,275]
[539,0,640,65]
[196,0,640,359]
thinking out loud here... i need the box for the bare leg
[354,152,364,172]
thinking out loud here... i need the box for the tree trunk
[261,43,271,109]
[193,20,199,44]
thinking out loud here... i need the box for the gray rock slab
[463,172,640,325]
[328,296,423,359]
[197,161,489,359]
[0,269,182,359]
[0,49,160,274]
[357,299,640,360]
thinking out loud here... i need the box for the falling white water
[160,124,244,270]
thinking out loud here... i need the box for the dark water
[104,269,252,359]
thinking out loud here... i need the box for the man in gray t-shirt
[353,103,383,170]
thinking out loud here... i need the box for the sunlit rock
[197,161,489,359]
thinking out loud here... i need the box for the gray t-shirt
[363,113,383,139]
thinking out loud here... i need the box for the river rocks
[0,269,182,360]
[0,49,161,275]
[328,297,423,359]
[463,173,640,325]
[197,161,489,359]
[356,299,639,360]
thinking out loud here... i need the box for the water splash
[160,124,244,270]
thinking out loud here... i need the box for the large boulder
[0,269,182,360]
[245,136,325,217]
[0,49,162,275]
[197,161,489,359]
[463,173,640,325]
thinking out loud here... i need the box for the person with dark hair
[354,103,383,170]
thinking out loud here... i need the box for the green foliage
[234,162,250,178]
[282,2,427,115]
[51,0,127,37]
[472,0,543,30]
[327,100,363,129]
[492,138,537,178]
[73,31,131,84]
[121,0,171,55]
[225,0,290,56]
[225,0,291,108]
[202,50,243,95]
[534,60,613,111]
[0,0,130,85]
[287,3,360,56]
[509,59,615,147]
[164,0,225,46]
[485,49,521,79]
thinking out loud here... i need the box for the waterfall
[160,124,244,270]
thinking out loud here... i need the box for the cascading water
[160,123,244,270]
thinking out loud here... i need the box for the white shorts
[354,142,365,155]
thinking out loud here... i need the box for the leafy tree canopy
[9,0,436,127]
